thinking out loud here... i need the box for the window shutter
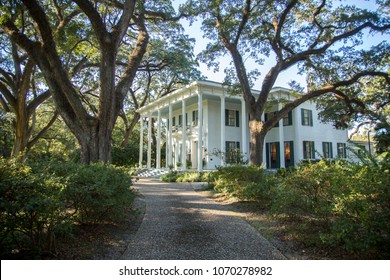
[236,110,240,127]
[322,142,326,157]
[225,109,229,126]
[309,111,313,126]
[236,141,240,149]
[288,111,293,125]
[266,143,270,169]
[301,109,305,125]
[276,142,280,168]
[311,142,315,159]
[290,141,294,167]
[330,142,333,158]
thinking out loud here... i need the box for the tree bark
[2,0,148,164]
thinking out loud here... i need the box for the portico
[137,80,250,171]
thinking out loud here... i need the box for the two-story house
[137,80,349,171]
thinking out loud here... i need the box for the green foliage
[111,145,139,167]
[0,158,135,258]
[32,161,135,224]
[272,157,390,256]
[0,158,66,257]
[212,165,276,204]
[161,170,211,183]
[209,156,389,257]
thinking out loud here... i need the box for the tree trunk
[248,114,267,166]
[76,122,113,164]
[11,111,29,159]
[121,112,140,147]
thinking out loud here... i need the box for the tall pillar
[293,107,300,167]
[139,116,144,168]
[147,113,152,169]
[156,109,161,169]
[181,99,187,171]
[278,102,285,168]
[220,95,225,166]
[168,103,173,167]
[241,98,247,161]
[262,113,267,167]
[197,93,203,171]
[165,118,169,168]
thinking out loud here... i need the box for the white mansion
[137,80,349,171]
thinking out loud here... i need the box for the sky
[171,0,388,91]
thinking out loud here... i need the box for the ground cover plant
[0,158,136,259]
[207,155,390,259]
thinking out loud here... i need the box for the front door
[266,142,280,169]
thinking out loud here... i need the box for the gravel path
[122,179,286,260]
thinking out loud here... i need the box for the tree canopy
[0,0,197,163]
[184,0,390,164]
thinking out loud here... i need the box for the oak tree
[188,0,390,165]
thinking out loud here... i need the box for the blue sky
[172,0,388,91]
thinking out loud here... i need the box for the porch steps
[134,168,170,178]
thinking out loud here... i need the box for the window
[337,143,347,158]
[283,111,293,126]
[225,109,239,127]
[301,109,313,126]
[322,142,333,159]
[266,142,280,169]
[192,110,198,126]
[284,141,294,167]
[225,141,240,164]
[303,141,315,159]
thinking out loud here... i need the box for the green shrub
[321,157,390,254]
[161,170,212,183]
[0,158,68,257]
[161,170,180,182]
[0,158,136,258]
[272,157,390,256]
[35,161,135,224]
[212,165,276,204]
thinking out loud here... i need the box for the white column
[139,116,144,168]
[168,103,173,167]
[181,99,187,171]
[241,98,247,161]
[262,113,267,167]
[278,103,285,168]
[156,109,161,169]
[220,95,225,166]
[147,113,152,169]
[197,93,203,171]
[293,107,300,166]
[165,118,169,168]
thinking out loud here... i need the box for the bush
[33,161,135,224]
[161,170,211,183]
[272,157,390,256]
[212,165,276,204]
[0,158,67,257]
[0,158,135,258]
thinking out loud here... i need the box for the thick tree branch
[73,0,108,44]
[284,22,390,70]
[265,71,389,130]
[234,0,252,46]
[27,111,59,149]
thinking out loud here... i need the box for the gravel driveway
[122,179,286,260]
